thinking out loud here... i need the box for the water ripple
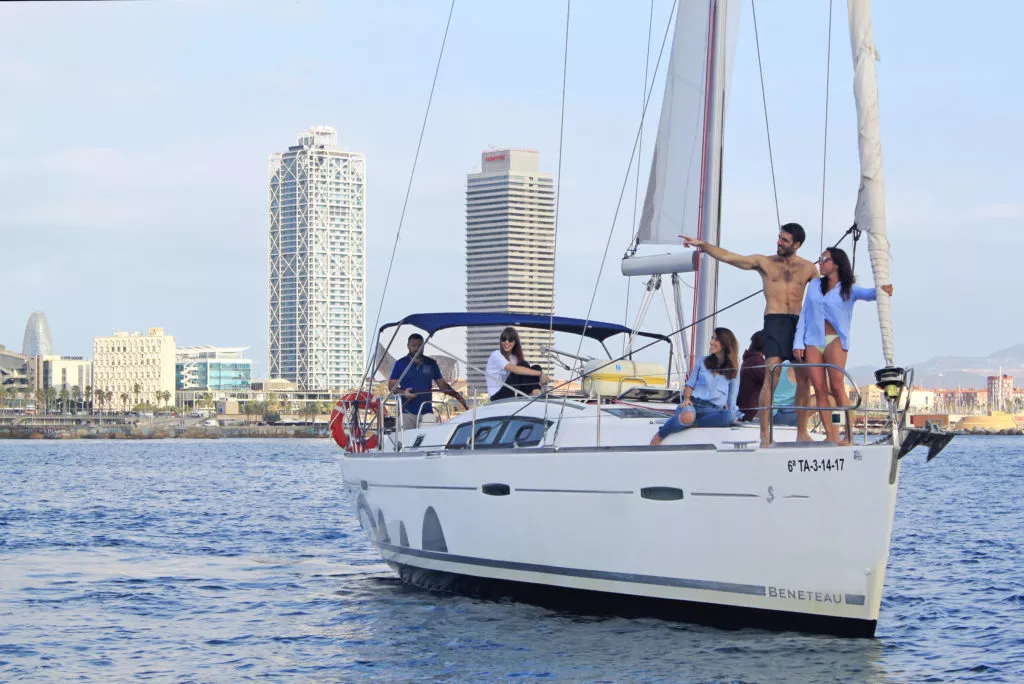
[0,437,1020,681]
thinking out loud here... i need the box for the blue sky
[1,1,1020,378]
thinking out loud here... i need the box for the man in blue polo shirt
[388,334,468,428]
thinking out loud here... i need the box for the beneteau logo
[768,587,844,603]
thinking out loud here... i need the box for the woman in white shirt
[485,327,550,401]
[793,247,893,444]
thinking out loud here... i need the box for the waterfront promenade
[0,413,327,440]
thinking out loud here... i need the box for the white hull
[340,399,900,637]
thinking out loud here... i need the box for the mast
[848,0,894,367]
[691,0,729,364]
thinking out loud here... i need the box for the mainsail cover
[848,0,894,366]
[636,0,740,246]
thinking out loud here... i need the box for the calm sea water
[0,437,1020,682]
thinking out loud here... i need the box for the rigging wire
[511,222,862,419]
[548,0,572,338]
[750,0,781,230]
[516,287,766,419]
[819,0,834,253]
[527,0,680,431]
[358,0,456,395]
[624,0,657,353]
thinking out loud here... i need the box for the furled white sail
[848,0,894,366]
[636,0,739,247]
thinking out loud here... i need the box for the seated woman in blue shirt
[793,247,893,445]
[650,327,740,446]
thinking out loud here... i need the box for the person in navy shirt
[389,334,467,429]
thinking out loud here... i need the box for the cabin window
[447,419,503,449]
[497,418,547,447]
[446,417,549,450]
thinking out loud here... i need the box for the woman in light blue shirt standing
[793,247,893,444]
[650,327,740,445]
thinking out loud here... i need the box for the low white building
[906,388,936,413]
[31,355,92,393]
[93,328,176,410]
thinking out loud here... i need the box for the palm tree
[132,383,142,411]
[72,386,81,414]
[0,385,7,409]
[120,392,129,413]
[306,401,324,426]
[45,387,57,414]
[59,387,70,413]
[85,384,93,414]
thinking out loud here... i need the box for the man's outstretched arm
[435,378,469,410]
[680,235,762,271]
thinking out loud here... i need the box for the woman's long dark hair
[821,247,855,300]
[499,327,525,363]
[704,327,739,380]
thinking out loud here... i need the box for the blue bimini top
[379,312,668,344]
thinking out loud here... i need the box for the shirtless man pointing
[682,223,818,447]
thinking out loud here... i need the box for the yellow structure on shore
[954,411,1017,432]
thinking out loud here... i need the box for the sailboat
[336,0,953,637]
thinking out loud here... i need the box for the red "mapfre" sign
[484,153,506,162]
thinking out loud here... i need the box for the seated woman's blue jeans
[656,397,735,440]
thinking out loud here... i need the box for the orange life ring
[330,391,387,452]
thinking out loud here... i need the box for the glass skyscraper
[268,127,366,391]
[22,311,53,357]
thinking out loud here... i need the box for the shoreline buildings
[29,355,91,395]
[268,126,366,392]
[92,328,176,410]
[175,346,253,409]
[465,149,555,394]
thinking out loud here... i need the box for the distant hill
[848,343,1024,389]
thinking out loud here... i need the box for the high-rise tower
[465,149,555,394]
[22,311,53,357]
[268,126,366,391]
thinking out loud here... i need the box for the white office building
[30,355,92,394]
[269,126,366,391]
[465,149,556,394]
[93,328,176,410]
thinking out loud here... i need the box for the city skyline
[1,2,1021,377]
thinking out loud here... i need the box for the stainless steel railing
[739,361,909,444]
